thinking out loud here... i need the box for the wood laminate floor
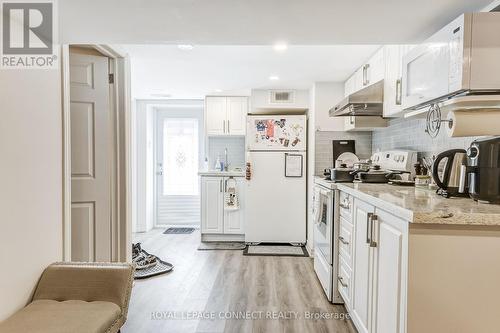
[122,228,356,333]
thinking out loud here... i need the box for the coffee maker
[460,137,500,203]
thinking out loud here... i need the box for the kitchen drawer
[339,191,353,221]
[338,256,352,308]
[339,216,353,267]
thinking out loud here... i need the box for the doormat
[198,242,246,250]
[243,244,309,257]
[163,227,195,234]
[133,248,173,280]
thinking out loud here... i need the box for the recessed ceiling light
[273,42,288,52]
[269,75,280,81]
[177,44,194,50]
[214,89,223,93]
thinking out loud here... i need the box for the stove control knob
[467,147,478,159]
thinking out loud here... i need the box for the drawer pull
[339,236,349,245]
[339,198,350,209]
[338,276,348,288]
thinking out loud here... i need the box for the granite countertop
[336,183,500,226]
[198,169,245,177]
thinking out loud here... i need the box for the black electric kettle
[432,149,468,198]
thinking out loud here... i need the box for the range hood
[329,80,384,117]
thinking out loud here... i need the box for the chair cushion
[0,300,121,333]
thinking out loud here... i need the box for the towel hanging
[224,177,240,211]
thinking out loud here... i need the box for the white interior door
[156,107,204,226]
[70,50,112,262]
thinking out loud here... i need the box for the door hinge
[108,73,114,84]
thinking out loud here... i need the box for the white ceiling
[60,0,494,44]
[125,45,381,99]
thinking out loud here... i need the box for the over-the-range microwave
[402,13,500,111]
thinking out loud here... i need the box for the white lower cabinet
[351,198,375,333]
[344,194,407,333]
[372,208,407,333]
[201,176,245,238]
[223,177,245,234]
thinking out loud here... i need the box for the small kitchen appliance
[461,137,500,203]
[432,149,468,198]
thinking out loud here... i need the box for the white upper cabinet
[226,97,247,135]
[345,67,365,97]
[206,97,227,135]
[344,45,415,119]
[383,45,414,118]
[205,96,248,136]
[364,47,385,87]
[344,48,385,96]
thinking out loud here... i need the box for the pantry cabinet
[341,193,407,333]
[205,96,247,136]
[201,176,245,239]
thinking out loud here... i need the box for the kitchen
[5,1,500,332]
[124,6,500,333]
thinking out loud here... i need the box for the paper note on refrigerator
[285,154,303,177]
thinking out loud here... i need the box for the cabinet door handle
[339,198,350,209]
[366,212,373,244]
[395,78,402,105]
[223,120,226,134]
[369,214,378,248]
[339,236,349,245]
[220,179,222,192]
[365,64,370,85]
[338,276,348,288]
[363,65,366,86]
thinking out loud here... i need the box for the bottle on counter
[214,155,221,171]
[203,157,209,170]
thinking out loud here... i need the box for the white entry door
[70,50,112,262]
[156,107,204,226]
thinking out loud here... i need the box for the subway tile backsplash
[372,118,479,157]
[315,131,372,175]
[208,136,246,169]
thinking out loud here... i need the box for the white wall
[250,89,310,111]
[134,101,156,233]
[0,69,63,320]
[312,82,345,132]
[306,82,345,253]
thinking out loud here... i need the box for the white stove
[312,150,416,304]
[312,176,342,303]
[371,150,418,175]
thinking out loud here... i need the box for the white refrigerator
[245,115,307,244]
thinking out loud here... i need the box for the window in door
[162,118,199,196]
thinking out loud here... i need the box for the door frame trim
[62,44,132,262]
